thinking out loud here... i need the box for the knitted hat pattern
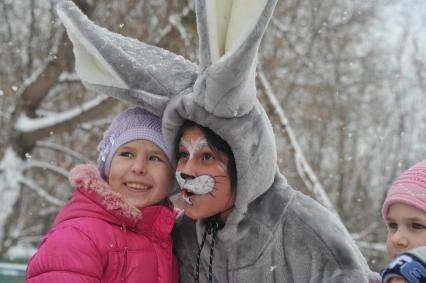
[97,107,169,179]
[382,160,426,220]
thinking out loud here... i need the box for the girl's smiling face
[386,203,426,259]
[108,139,173,209]
[176,127,235,221]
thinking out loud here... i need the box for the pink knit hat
[382,160,426,220]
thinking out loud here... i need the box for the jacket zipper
[121,224,128,282]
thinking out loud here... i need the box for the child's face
[108,139,173,209]
[176,127,235,221]
[386,203,426,259]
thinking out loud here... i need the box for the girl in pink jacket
[26,108,179,283]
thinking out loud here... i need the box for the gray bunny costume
[57,0,381,282]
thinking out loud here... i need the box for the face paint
[177,136,220,199]
[217,162,227,173]
[176,127,235,220]
[179,138,208,160]
[176,172,215,195]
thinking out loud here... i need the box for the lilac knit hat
[97,107,170,179]
[382,160,426,220]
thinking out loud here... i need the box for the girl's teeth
[182,194,193,205]
[126,183,148,190]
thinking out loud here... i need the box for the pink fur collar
[69,164,141,221]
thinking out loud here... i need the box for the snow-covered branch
[0,111,11,120]
[57,72,82,83]
[356,241,386,253]
[80,117,112,131]
[13,95,116,155]
[20,32,73,117]
[270,18,327,82]
[35,141,92,164]
[258,70,336,214]
[24,160,70,178]
[19,177,65,207]
[351,221,381,241]
[0,148,24,246]
[154,2,193,45]
[16,95,108,133]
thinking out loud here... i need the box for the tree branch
[24,160,70,178]
[14,95,117,156]
[20,177,65,207]
[35,141,93,164]
[258,70,336,215]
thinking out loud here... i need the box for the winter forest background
[1,0,426,273]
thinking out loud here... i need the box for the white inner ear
[57,10,127,88]
[207,0,268,63]
[207,0,231,63]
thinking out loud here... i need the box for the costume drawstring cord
[195,217,221,283]
[208,221,219,282]
[195,227,209,283]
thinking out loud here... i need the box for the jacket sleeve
[26,225,103,283]
[284,193,381,283]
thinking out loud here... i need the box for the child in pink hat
[381,160,426,282]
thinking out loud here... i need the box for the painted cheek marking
[180,138,208,160]
[217,162,227,173]
[176,171,186,189]
[175,171,215,195]
[186,175,215,194]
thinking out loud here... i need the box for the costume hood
[57,0,279,215]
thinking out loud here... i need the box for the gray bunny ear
[56,1,197,117]
[194,0,278,118]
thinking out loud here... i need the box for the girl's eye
[178,151,189,160]
[412,223,426,230]
[387,222,398,230]
[120,151,134,158]
[149,155,161,162]
[202,152,215,161]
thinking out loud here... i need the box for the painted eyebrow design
[179,138,210,160]
[179,139,209,149]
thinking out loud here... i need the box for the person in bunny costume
[56,0,381,282]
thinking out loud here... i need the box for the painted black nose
[180,172,195,180]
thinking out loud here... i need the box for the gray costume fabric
[57,0,381,282]
[163,96,381,283]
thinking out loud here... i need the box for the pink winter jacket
[26,164,179,283]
